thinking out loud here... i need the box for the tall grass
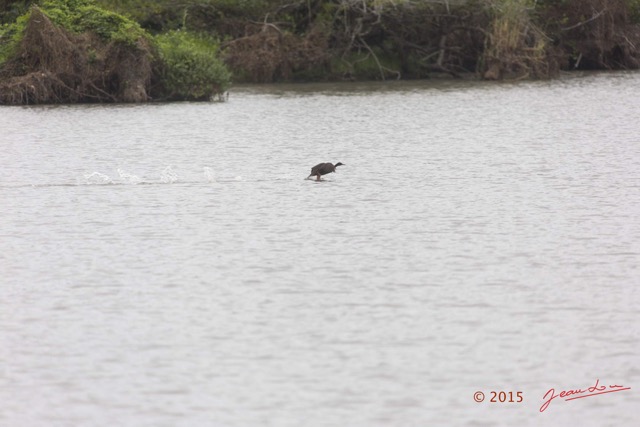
[482,0,554,79]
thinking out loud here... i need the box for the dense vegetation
[1,0,640,104]
[92,0,640,81]
[0,0,231,103]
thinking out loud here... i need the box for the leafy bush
[1,1,233,102]
[93,0,280,33]
[155,30,231,100]
[0,8,29,65]
[41,0,148,44]
[1,0,147,68]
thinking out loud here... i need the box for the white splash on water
[160,165,179,183]
[84,171,113,185]
[117,168,141,184]
[203,167,216,183]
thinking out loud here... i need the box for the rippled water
[1,72,639,427]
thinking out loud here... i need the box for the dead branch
[561,9,606,31]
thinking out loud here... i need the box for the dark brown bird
[307,162,344,181]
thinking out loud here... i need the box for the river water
[1,72,639,426]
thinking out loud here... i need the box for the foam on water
[117,168,141,184]
[160,165,179,183]
[83,171,113,185]
[203,167,216,183]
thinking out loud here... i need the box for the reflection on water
[1,72,639,427]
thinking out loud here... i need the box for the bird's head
[335,162,344,167]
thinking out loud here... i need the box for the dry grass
[481,0,557,79]
[222,22,330,83]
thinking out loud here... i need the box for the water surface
[1,73,639,426]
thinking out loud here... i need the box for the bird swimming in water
[307,162,344,181]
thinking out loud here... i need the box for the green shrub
[77,5,147,43]
[40,0,148,44]
[0,9,30,66]
[1,0,149,66]
[155,30,231,100]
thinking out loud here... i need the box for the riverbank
[94,0,640,82]
[1,0,639,104]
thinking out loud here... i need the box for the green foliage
[40,0,148,44]
[1,0,149,65]
[0,7,29,65]
[155,30,231,100]
[77,5,147,43]
[1,0,233,101]
[93,0,280,31]
[0,1,32,25]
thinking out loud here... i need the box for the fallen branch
[561,9,606,31]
